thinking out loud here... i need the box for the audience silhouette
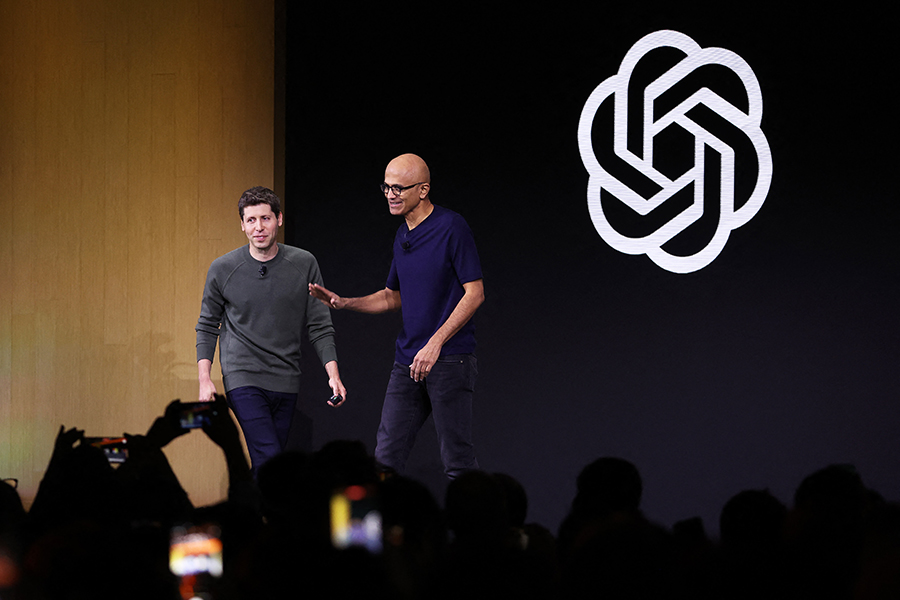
[1,402,898,599]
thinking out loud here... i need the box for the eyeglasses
[380,182,426,196]
[2,478,17,489]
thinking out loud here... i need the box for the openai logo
[578,30,772,273]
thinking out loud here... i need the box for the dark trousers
[375,354,478,479]
[226,386,297,477]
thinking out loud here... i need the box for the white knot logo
[578,30,773,273]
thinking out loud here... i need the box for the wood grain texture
[0,0,276,507]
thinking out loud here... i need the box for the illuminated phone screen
[177,402,218,429]
[330,485,382,553]
[85,437,128,464]
[170,524,222,576]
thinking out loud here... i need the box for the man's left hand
[410,340,441,382]
[328,377,347,407]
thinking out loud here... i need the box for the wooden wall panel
[0,0,276,508]
[0,2,11,472]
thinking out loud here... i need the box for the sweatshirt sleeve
[196,262,225,362]
[304,256,338,366]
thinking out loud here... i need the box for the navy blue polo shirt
[386,205,483,365]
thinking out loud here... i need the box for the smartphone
[84,437,128,464]
[170,522,223,600]
[330,484,382,553]
[176,402,219,429]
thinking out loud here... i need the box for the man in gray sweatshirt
[196,186,347,475]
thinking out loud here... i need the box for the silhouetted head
[573,457,643,516]
[492,472,528,528]
[720,488,786,550]
[445,470,508,542]
[379,475,445,552]
[0,479,25,531]
[794,463,866,521]
[312,439,378,489]
[256,451,318,527]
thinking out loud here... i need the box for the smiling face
[383,154,432,225]
[240,203,283,257]
[384,178,427,217]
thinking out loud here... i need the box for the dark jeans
[226,386,297,477]
[375,354,479,479]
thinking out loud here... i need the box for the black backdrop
[285,5,898,535]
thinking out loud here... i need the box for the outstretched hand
[145,399,191,448]
[51,425,85,463]
[308,283,346,310]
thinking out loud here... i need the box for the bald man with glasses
[309,153,484,479]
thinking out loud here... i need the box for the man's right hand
[308,283,345,309]
[199,378,217,402]
[198,358,217,402]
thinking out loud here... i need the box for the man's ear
[419,183,430,199]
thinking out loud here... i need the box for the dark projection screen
[285,5,898,535]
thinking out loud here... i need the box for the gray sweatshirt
[196,243,337,393]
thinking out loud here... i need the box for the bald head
[386,154,431,192]
[383,153,433,225]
